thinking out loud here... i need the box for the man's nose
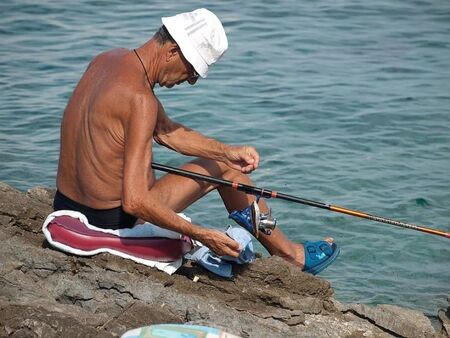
[188,76,198,85]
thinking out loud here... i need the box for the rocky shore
[0,182,448,337]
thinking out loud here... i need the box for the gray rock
[0,182,443,338]
[438,297,450,337]
[27,186,56,205]
[345,303,435,337]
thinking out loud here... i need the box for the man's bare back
[57,48,149,209]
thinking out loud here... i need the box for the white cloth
[162,8,228,78]
[42,210,192,275]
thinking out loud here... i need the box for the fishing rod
[151,162,450,239]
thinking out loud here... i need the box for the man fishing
[54,8,339,274]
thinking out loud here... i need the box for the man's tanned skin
[57,32,325,265]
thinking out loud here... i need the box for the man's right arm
[121,94,240,257]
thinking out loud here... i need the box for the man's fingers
[228,237,241,251]
[244,154,255,164]
[229,162,244,172]
[253,152,260,168]
[224,145,260,173]
[227,160,253,173]
[225,248,240,258]
[213,244,240,258]
[241,163,256,173]
[223,236,241,257]
[224,243,241,257]
[245,147,259,169]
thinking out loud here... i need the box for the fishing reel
[229,198,277,238]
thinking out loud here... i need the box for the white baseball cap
[161,8,228,78]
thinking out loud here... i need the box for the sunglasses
[178,47,199,80]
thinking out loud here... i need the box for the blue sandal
[303,240,340,275]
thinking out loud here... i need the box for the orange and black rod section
[151,162,450,239]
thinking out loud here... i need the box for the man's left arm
[153,99,259,173]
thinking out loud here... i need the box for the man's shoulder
[86,48,127,72]
[94,47,129,60]
[94,49,158,109]
[130,90,158,111]
[85,48,159,120]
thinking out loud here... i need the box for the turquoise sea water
[1,0,449,317]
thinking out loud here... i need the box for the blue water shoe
[303,240,340,275]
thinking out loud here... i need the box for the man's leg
[149,158,326,267]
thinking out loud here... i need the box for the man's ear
[166,43,179,62]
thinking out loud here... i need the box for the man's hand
[223,145,260,174]
[196,228,241,257]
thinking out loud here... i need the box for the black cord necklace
[133,49,153,89]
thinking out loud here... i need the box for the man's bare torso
[57,48,152,209]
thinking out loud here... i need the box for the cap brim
[162,16,209,78]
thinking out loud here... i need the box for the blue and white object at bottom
[120,324,241,338]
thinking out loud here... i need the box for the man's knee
[190,158,225,174]
[190,158,242,180]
